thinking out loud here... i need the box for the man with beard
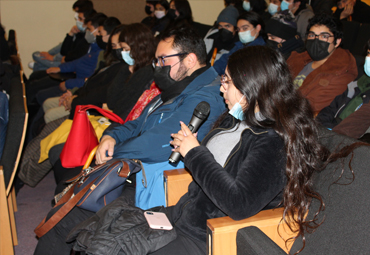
[34,26,225,255]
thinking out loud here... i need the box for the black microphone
[169,101,211,163]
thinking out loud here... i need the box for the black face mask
[112,48,123,61]
[145,5,152,15]
[305,39,331,61]
[96,35,108,50]
[167,9,177,20]
[153,66,177,91]
[219,28,234,43]
[266,40,282,49]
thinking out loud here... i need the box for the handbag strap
[34,160,133,238]
[34,179,96,238]
[78,104,124,124]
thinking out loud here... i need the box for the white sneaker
[28,61,35,69]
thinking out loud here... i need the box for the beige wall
[0,0,224,77]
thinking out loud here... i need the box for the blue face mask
[365,56,370,77]
[243,1,251,11]
[280,0,290,11]
[229,96,245,120]
[238,29,256,44]
[76,20,86,32]
[268,3,279,15]
[121,50,135,66]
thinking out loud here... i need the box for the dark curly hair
[226,45,367,253]
[307,13,343,43]
[118,23,156,72]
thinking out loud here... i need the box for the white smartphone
[144,211,173,230]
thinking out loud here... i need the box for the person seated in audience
[168,0,211,38]
[19,23,159,189]
[213,11,266,75]
[26,13,107,106]
[42,17,122,124]
[316,40,370,138]
[36,45,361,255]
[265,11,304,59]
[334,0,370,24]
[29,0,95,72]
[224,0,244,14]
[204,6,240,64]
[287,13,357,113]
[241,0,271,22]
[266,0,282,16]
[279,0,314,39]
[310,0,335,15]
[142,0,159,28]
[34,26,226,255]
[151,0,172,36]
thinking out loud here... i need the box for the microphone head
[193,101,211,120]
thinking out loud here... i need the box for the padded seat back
[290,128,370,254]
[0,74,27,193]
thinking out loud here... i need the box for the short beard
[173,62,188,81]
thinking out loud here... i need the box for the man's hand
[63,95,77,111]
[59,81,67,92]
[40,52,54,61]
[340,3,354,19]
[96,135,116,165]
[170,121,200,158]
[61,56,66,63]
[46,67,60,74]
[58,90,72,106]
[69,25,80,36]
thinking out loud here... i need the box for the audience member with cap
[279,0,314,39]
[204,6,240,64]
[213,11,266,75]
[265,10,304,59]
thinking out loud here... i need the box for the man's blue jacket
[104,66,226,163]
[59,42,102,89]
[213,36,265,75]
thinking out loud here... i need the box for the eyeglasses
[220,74,232,87]
[152,52,188,68]
[306,32,334,42]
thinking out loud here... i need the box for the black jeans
[34,175,137,255]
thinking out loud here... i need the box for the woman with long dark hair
[170,45,365,254]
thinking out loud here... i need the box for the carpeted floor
[14,171,55,255]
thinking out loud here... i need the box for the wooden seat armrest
[164,168,193,206]
[207,208,295,255]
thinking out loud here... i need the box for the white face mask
[121,50,135,66]
[364,56,370,77]
[238,29,256,44]
[154,10,166,19]
[268,3,279,15]
[229,95,245,120]
[243,1,251,11]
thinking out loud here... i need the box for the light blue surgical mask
[238,29,256,44]
[229,96,245,120]
[121,50,135,66]
[280,0,290,11]
[243,1,251,11]
[84,28,97,44]
[76,20,86,32]
[268,3,279,15]
[364,56,370,77]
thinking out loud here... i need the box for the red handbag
[60,105,124,168]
